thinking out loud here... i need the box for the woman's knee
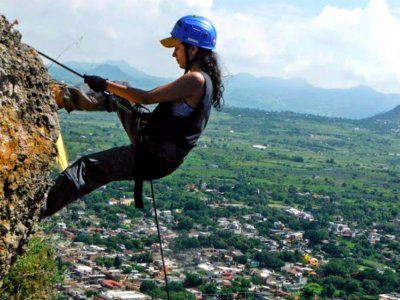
[66,147,136,187]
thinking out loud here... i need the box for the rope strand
[150,180,170,300]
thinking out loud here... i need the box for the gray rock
[0,15,59,284]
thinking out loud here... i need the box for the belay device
[38,51,171,299]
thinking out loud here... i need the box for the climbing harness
[39,51,171,298]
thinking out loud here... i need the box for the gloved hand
[84,75,108,92]
[50,82,65,109]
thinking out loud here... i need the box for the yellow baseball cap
[160,36,182,48]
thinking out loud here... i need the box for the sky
[3,0,400,93]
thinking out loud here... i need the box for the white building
[99,290,151,300]
[75,264,92,274]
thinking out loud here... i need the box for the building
[102,279,124,290]
[99,290,152,300]
[380,294,400,300]
[121,198,135,206]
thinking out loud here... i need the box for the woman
[41,15,224,218]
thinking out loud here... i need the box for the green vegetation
[303,259,400,299]
[0,236,59,300]
[140,280,195,300]
[44,106,400,298]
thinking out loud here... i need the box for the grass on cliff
[0,235,60,300]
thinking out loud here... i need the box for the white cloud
[3,0,185,75]
[3,0,400,93]
[214,0,400,93]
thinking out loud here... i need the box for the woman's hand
[84,75,108,92]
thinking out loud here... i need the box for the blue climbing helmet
[160,15,217,50]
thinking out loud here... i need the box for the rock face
[0,16,59,282]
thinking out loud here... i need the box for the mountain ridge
[48,60,400,120]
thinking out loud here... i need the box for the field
[58,106,400,227]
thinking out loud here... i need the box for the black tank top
[147,72,213,151]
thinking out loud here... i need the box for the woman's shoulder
[180,71,206,86]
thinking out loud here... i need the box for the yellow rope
[55,134,68,171]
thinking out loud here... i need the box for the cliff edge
[0,15,59,283]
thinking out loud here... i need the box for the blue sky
[214,0,400,15]
[3,0,400,93]
[213,0,370,14]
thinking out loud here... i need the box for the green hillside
[58,106,400,222]
[49,106,400,298]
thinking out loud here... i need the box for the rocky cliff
[0,15,59,283]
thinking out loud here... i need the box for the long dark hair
[184,44,224,110]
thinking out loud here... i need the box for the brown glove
[50,82,65,109]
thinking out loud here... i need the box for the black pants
[41,89,186,218]
[41,145,137,218]
[40,88,187,218]
[41,88,144,218]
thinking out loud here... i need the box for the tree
[95,257,114,268]
[322,283,336,298]
[0,237,59,300]
[381,270,400,292]
[85,290,99,298]
[122,266,133,274]
[170,291,195,300]
[362,279,380,295]
[302,283,322,299]
[344,278,362,295]
[322,243,349,258]
[322,275,345,290]
[278,250,302,262]
[219,286,234,300]
[237,277,251,290]
[176,216,194,231]
[131,252,153,264]
[251,275,264,285]
[292,155,304,162]
[169,281,185,292]
[114,255,122,269]
[184,199,207,211]
[173,234,200,250]
[202,282,217,295]
[254,251,284,271]
[358,268,382,282]
[319,259,351,277]
[140,280,163,299]
[184,272,203,288]
[199,233,228,249]
[233,255,248,265]
[304,229,329,245]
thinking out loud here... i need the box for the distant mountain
[224,73,400,119]
[48,61,400,119]
[48,61,170,89]
[360,104,400,132]
[373,104,400,120]
[104,60,154,78]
